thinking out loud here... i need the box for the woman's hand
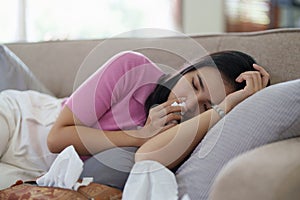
[221,64,270,113]
[137,98,186,145]
[235,64,270,95]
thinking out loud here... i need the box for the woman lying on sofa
[0,50,269,189]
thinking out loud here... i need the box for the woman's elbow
[134,148,162,164]
[134,147,155,163]
[47,127,62,154]
[134,145,182,169]
[134,150,176,169]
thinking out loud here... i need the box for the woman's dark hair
[144,50,269,116]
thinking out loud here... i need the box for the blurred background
[1,0,300,43]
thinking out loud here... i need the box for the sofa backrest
[6,28,300,98]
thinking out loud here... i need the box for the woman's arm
[135,106,222,169]
[48,100,184,156]
[47,106,144,155]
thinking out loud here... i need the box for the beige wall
[182,0,225,34]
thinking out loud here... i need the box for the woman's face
[168,66,234,121]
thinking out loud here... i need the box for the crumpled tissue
[36,145,84,189]
[122,160,190,200]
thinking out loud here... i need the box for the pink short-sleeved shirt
[64,51,165,131]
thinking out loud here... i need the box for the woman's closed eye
[192,77,198,91]
[192,74,205,92]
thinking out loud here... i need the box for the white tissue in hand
[36,145,83,189]
[171,101,186,107]
[171,101,186,115]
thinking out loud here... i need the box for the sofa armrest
[209,137,300,200]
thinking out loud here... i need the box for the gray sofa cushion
[176,79,300,200]
[0,45,52,95]
[80,147,137,190]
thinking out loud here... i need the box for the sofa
[2,28,300,199]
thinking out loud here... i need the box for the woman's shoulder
[109,51,150,65]
[103,51,164,78]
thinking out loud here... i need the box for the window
[225,0,273,32]
[0,0,20,43]
[0,0,182,43]
[225,0,300,32]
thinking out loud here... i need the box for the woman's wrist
[134,127,151,147]
[211,104,226,118]
[219,90,247,115]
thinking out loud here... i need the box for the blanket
[0,90,64,189]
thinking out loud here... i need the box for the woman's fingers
[145,98,186,136]
[236,71,263,91]
[236,71,264,96]
[252,71,262,91]
[223,64,270,114]
[253,64,270,87]
[236,64,270,90]
[163,112,182,125]
[152,98,186,117]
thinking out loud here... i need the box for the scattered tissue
[36,145,84,190]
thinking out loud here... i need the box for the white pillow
[176,79,300,200]
[0,44,53,95]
